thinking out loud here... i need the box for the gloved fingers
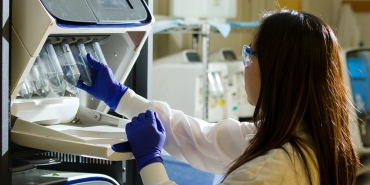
[145,109,156,121]
[125,122,135,138]
[129,116,141,127]
[111,142,132,152]
[76,80,90,92]
[125,122,131,132]
[137,112,147,121]
[86,53,105,70]
[146,110,158,128]
[154,112,165,133]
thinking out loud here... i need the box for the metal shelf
[155,24,257,34]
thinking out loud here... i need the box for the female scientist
[77,9,359,185]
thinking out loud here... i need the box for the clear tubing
[54,40,80,86]
[18,76,33,99]
[39,40,66,97]
[70,40,93,86]
[28,57,50,98]
[85,39,107,64]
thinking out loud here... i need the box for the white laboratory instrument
[153,50,228,122]
[10,0,154,161]
[341,47,370,157]
[340,47,370,177]
[170,0,237,21]
[12,169,120,185]
[210,48,255,119]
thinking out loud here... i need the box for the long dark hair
[225,10,359,185]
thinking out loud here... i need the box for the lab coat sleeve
[115,89,257,174]
[219,143,318,185]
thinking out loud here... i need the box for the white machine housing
[10,0,154,161]
[153,50,228,122]
[210,48,255,119]
[12,169,120,185]
[341,47,370,175]
[170,0,237,21]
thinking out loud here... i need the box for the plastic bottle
[66,82,80,96]
[54,40,80,86]
[85,39,108,65]
[70,40,94,86]
[18,76,33,99]
[28,57,50,98]
[38,40,66,97]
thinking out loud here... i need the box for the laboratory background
[1,0,370,184]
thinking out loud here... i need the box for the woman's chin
[247,98,256,106]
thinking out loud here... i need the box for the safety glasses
[242,45,258,67]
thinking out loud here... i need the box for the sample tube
[213,73,224,98]
[54,40,80,86]
[213,72,225,106]
[38,40,66,97]
[208,72,219,107]
[85,39,107,64]
[18,76,33,99]
[70,40,94,86]
[28,57,50,98]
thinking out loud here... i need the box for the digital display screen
[347,49,370,115]
[96,0,133,9]
[186,52,201,62]
[222,50,237,61]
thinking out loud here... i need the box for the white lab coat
[116,89,319,185]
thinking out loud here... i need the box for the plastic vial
[213,72,224,98]
[38,40,66,97]
[28,57,50,98]
[85,39,107,64]
[54,40,80,86]
[208,72,219,107]
[18,76,33,99]
[70,40,94,86]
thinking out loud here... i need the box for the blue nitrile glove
[76,53,128,110]
[125,109,166,172]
